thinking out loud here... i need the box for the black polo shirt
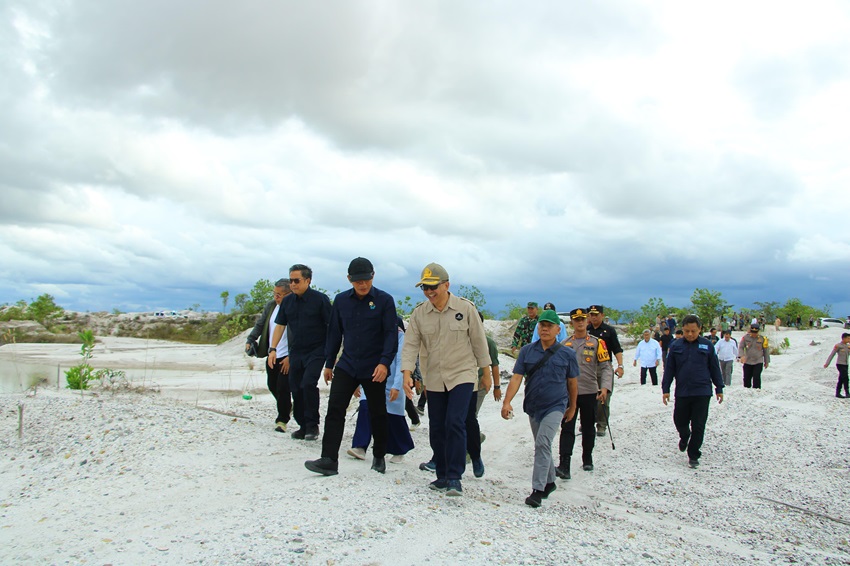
[324,286,398,379]
[274,287,331,355]
[587,321,623,356]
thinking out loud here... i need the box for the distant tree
[245,279,274,314]
[500,300,525,321]
[27,294,64,325]
[233,293,249,312]
[396,295,416,317]
[626,297,672,339]
[690,288,730,328]
[220,290,230,313]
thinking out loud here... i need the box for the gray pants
[529,411,562,491]
[720,360,734,386]
[475,387,487,416]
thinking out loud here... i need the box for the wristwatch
[493,385,501,389]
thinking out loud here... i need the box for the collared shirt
[513,341,579,422]
[826,342,849,366]
[635,338,662,367]
[739,333,770,365]
[274,287,331,356]
[562,335,614,395]
[587,322,623,356]
[401,293,491,391]
[662,337,724,397]
[324,286,398,379]
[269,304,289,357]
[714,338,738,362]
[531,321,568,344]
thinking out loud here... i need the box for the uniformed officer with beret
[556,308,614,478]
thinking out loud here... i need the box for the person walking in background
[304,258,398,476]
[347,316,414,464]
[715,330,738,387]
[501,309,579,508]
[556,308,613,478]
[531,302,567,343]
[246,278,292,432]
[633,329,662,385]
[402,263,492,497]
[659,326,673,368]
[269,264,332,441]
[587,305,622,437]
[824,333,850,398]
[662,314,724,469]
[511,302,540,355]
[738,323,770,389]
[707,328,720,345]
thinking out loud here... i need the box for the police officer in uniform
[587,305,623,437]
[555,308,614,478]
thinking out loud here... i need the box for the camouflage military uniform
[511,316,538,350]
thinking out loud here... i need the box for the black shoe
[371,456,386,474]
[304,427,319,441]
[688,459,699,469]
[678,438,688,452]
[837,393,846,398]
[542,482,557,498]
[555,465,571,480]
[596,428,606,437]
[291,428,306,440]
[429,478,448,491]
[305,457,338,476]
[525,490,544,508]
[582,463,594,472]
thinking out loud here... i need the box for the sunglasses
[421,283,442,291]
[290,278,303,285]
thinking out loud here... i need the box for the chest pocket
[449,317,469,342]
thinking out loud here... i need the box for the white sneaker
[389,455,404,464]
[346,447,367,460]
[409,422,420,431]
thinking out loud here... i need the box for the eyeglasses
[290,278,302,285]
[421,283,441,291]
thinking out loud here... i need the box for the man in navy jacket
[662,314,724,469]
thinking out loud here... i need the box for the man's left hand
[389,388,399,402]
[372,364,388,383]
[615,367,624,378]
[597,388,609,404]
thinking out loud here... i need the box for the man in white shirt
[633,329,662,385]
[714,330,738,387]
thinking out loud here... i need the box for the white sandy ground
[0,324,849,565]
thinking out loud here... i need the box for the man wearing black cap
[738,323,770,388]
[587,305,623,437]
[304,258,398,476]
[556,308,614,477]
[269,264,332,441]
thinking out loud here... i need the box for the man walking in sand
[501,309,578,508]
[824,333,850,398]
[587,305,623,437]
[556,308,613,478]
[246,278,293,432]
[662,314,724,469]
[714,330,738,387]
[269,264,332,441]
[738,323,770,389]
[634,329,662,385]
[402,263,492,497]
[304,258,398,476]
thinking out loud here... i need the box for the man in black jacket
[662,314,724,468]
[246,278,292,432]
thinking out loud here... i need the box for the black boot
[837,383,845,398]
[555,458,570,479]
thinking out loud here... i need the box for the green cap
[527,301,538,308]
[537,310,560,325]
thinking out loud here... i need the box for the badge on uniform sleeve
[455,313,463,321]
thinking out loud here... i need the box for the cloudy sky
[2,0,850,318]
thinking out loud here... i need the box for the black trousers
[405,397,421,425]
[559,393,597,467]
[836,364,849,396]
[673,395,711,460]
[640,366,659,385]
[465,391,482,462]
[743,363,764,389]
[289,352,324,430]
[321,368,388,460]
[265,357,292,424]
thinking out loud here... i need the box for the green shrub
[65,364,93,390]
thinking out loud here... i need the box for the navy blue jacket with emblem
[662,336,724,397]
[324,286,398,380]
